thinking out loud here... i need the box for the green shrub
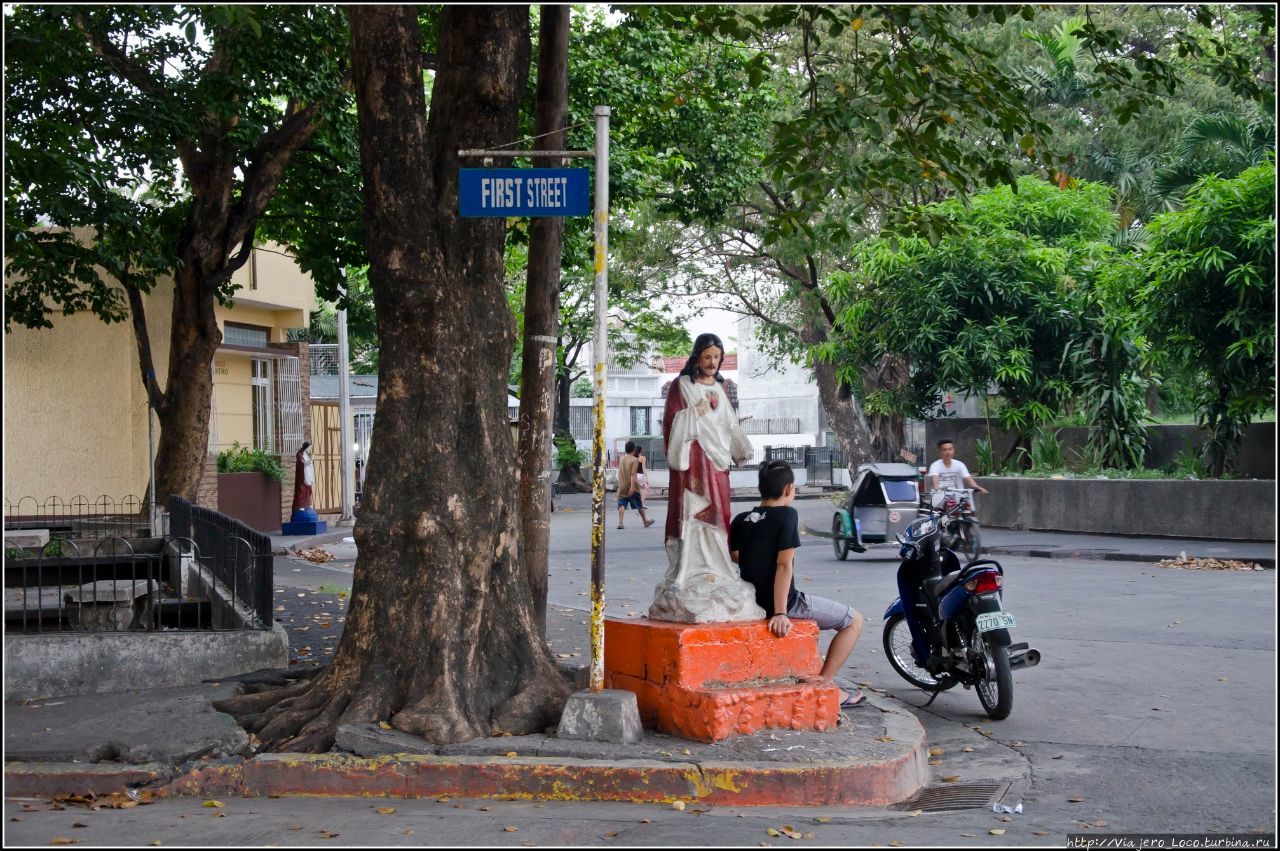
[217,442,285,482]
[554,434,585,469]
[1029,429,1064,471]
[973,438,995,476]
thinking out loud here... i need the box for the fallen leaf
[640,819,652,824]
[1052,754,1065,760]
[375,807,396,815]
[71,823,87,829]
[960,834,976,838]
[49,840,83,846]
[401,829,415,836]
[962,747,974,753]
[149,843,161,847]
[766,828,781,837]
[1069,796,1085,803]
[505,826,520,833]
[990,828,1006,835]
[672,801,686,811]
[929,760,942,766]
[1011,741,1024,747]
[875,736,894,742]
[378,722,392,730]
[203,800,224,808]
[1094,820,1109,827]
[940,775,960,783]
[814,817,831,824]
[603,832,619,838]
[907,810,923,817]
[1219,677,1229,682]
[803,833,815,839]
[1000,815,1012,822]
[319,831,340,839]
[890,842,906,847]
[928,747,944,756]
[506,751,518,757]
[1034,831,1050,836]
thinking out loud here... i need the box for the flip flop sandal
[839,689,866,708]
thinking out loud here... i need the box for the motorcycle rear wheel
[975,633,1013,720]
[883,614,939,690]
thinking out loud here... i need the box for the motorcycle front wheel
[961,520,983,563]
[883,614,939,690]
[974,633,1013,720]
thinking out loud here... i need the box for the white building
[734,315,827,453]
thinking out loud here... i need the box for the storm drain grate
[894,780,1010,812]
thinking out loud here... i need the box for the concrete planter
[975,476,1274,542]
[216,472,282,534]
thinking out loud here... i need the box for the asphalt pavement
[4,490,1275,845]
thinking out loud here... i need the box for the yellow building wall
[4,246,315,505]
[4,283,173,503]
[213,353,255,452]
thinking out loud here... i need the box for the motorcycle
[881,513,1040,720]
[929,487,982,563]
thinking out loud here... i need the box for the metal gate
[310,402,343,513]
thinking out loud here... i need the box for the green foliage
[553,434,585,469]
[43,539,64,559]
[570,379,593,399]
[973,438,995,477]
[1028,429,1065,471]
[217,442,285,483]
[1167,441,1208,478]
[1136,162,1276,476]
[5,546,27,561]
[824,176,1119,441]
[4,6,360,331]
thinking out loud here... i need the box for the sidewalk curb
[800,524,1274,568]
[4,704,929,807]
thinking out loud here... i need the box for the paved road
[9,495,1271,845]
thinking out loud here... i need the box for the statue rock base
[604,617,840,742]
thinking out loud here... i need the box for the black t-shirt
[729,505,801,616]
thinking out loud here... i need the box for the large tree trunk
[861,353,910,461]
[518,5,570,634]
[799,317,875,468]
[217,4,568,751]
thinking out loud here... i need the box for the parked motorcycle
[882,514,1040,720]
[930,487,982,563]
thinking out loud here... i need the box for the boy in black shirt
[729,460,866,707]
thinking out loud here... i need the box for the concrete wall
[2,625,288,701]
[925,420,1275,479]
[975,477,1275,541]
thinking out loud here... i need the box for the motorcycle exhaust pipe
[1008,648,1041,669]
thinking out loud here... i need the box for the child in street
[729,460,866,707]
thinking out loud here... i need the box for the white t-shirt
[928,459,971,491]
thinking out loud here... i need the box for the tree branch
[121,276,169,416]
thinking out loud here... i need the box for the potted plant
[215,442,285,533]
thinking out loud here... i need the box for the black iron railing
[168,496,273,629]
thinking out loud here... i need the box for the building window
[225,324,270,348]
[252,358,275,451]
[630,406,651,436]
[570,406,592,441]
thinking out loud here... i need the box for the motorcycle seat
[928,571,964,600]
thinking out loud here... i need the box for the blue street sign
[459,168,590,217]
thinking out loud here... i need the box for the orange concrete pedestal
[604,617,840,742]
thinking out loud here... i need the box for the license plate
[976,611,1016,632]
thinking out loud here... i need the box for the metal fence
[3,495,150,546]
[168,496,273,629]
[3,493,275,635]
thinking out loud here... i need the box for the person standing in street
[617,441,655,529]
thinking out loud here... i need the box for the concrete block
[556,689,643,744]
[4,529,49,550]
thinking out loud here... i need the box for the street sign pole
[457,106,611,691]
[588,105,611,692]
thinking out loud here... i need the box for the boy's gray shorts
[787,591,855,631]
